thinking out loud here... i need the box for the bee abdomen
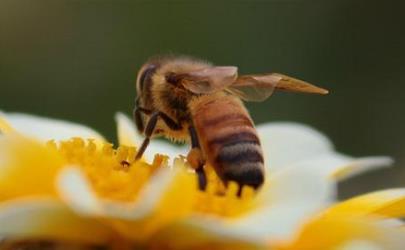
[190,94,265,188]
[216,144,263,164]
[213,135,264,188]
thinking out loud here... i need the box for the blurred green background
[1,0,404,198]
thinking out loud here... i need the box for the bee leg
[133,101,153,133]
[135,112,159,160]
[159,112,182,130]
[137,107,153,115]
[188,126,207,190]
[196,166,207,191]
[237,185,243,197]
[133,107,145,133]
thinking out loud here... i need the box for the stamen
[45,138,256,217]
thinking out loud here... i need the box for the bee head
[137,55,212,95]
[136,63,158,98]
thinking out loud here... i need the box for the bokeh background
[1,0,404,199]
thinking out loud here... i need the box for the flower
[0,111,404,249]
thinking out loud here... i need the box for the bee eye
[165,72,179,85]
[139,64,157,90]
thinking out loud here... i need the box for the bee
[134,55,328,192]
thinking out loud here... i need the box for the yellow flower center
[47,138,158,202]
[48,137,256,218]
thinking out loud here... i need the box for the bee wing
[227,73,329,102]
[179,66,238,94]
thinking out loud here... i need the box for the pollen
[184,162,257,217]
[49,137,256,217]
[194,181,256,217]
[47,138,160,202]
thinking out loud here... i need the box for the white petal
[257,122,333,170]
[0,198,112,244]
[115,112,143,147]
[289,154,393,180]
[339,241,383,250]
[167,165,335,247]
[57,166,182,219]
[115,112,187,163]
[257,122,392,179]
[0,111,104,142]
[57,165,197,241]
[338,229,405,250]
[226,166,335,242]
[259,164,336,206]
[331,156,393,180]
[378,219,405,227]
[56,167,102,216]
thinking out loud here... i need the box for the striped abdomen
[190,94,265,188]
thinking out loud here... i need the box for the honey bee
[134,55,328,192]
